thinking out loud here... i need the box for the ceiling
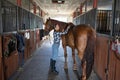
[34,0,83,15]
[33,0,112,16]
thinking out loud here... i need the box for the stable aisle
[11,39,99,80]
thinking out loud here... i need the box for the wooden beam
[17,0,22,6]
[93,0,98,8]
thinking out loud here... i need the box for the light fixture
[58,0,62,3]
[52,0,65,4]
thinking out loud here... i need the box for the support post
[17,0,22,6]
[93,0,98,8]
[80,3,83,14]
[111,0,116,36]
[33,4,36,14]
[0,1,4,80]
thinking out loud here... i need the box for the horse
[45,18,96,80]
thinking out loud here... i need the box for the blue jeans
[51,43,60,60]
[18,50,24,67]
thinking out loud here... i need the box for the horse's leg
[63,45,68,69]
[72,48,77,70]
[81,59,87,80]
[78,50,87,80]
[76,35,87,80]
[61,36,68,69]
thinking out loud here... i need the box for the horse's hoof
[64,63,68,69]
[82,78,86,80]
[64,66,68,69]
[73,67,77,71]
[81,75,86,80]
[73,64,77,70]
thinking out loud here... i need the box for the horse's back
[74,24,96,38]
[73,24,96,57]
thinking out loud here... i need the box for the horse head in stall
[45,18,96,80]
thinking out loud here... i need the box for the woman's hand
[62,29,64,32]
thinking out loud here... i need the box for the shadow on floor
[47,67,81,80]
[47,68,58,80]
[64,69,70,80]
[64,69,81,80]
[73,70,81,80]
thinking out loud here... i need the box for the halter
[47,19,55,32]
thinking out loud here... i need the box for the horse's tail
[83,28,96,79]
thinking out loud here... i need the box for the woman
[50,24,70,75]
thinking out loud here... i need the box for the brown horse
[45,18,96,80]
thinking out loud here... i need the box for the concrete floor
[10,39,100,80]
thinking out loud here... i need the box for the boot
[50,59,53,69]
[51,60,59,75]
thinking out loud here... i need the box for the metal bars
[96,10,112,35]
[73,8,97,29]
[2,0,43,33]
[73,9,112,35]
[112,0,120,36]
[2,1,17,32]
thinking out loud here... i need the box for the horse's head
[45,18,73,32]
[45,18,54,32]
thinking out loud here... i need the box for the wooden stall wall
[0,1,3,79]
[24,31,30,61]
[94,35,120,80]
[94,35,108,80]
[0,35,4,80]
[0,35,2,79]
[108,49,120,80]
[35,29,40,48]
[23,29,41,60]
[114,58,120,80]
[0,0,44,79]
[29,31,36,55]
[107,50,116,80]
[3,34,18,79]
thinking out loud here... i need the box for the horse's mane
[49,19,74,31]
[50,19,66,23]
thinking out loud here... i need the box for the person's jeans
[51,43,60,60]
[18,50,24,67]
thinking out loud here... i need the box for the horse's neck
[50,19,75,32]
[51,19,67,30]
[51,20,57,27]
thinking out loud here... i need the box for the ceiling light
[58,0,62,3]
[52,0,65,4]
